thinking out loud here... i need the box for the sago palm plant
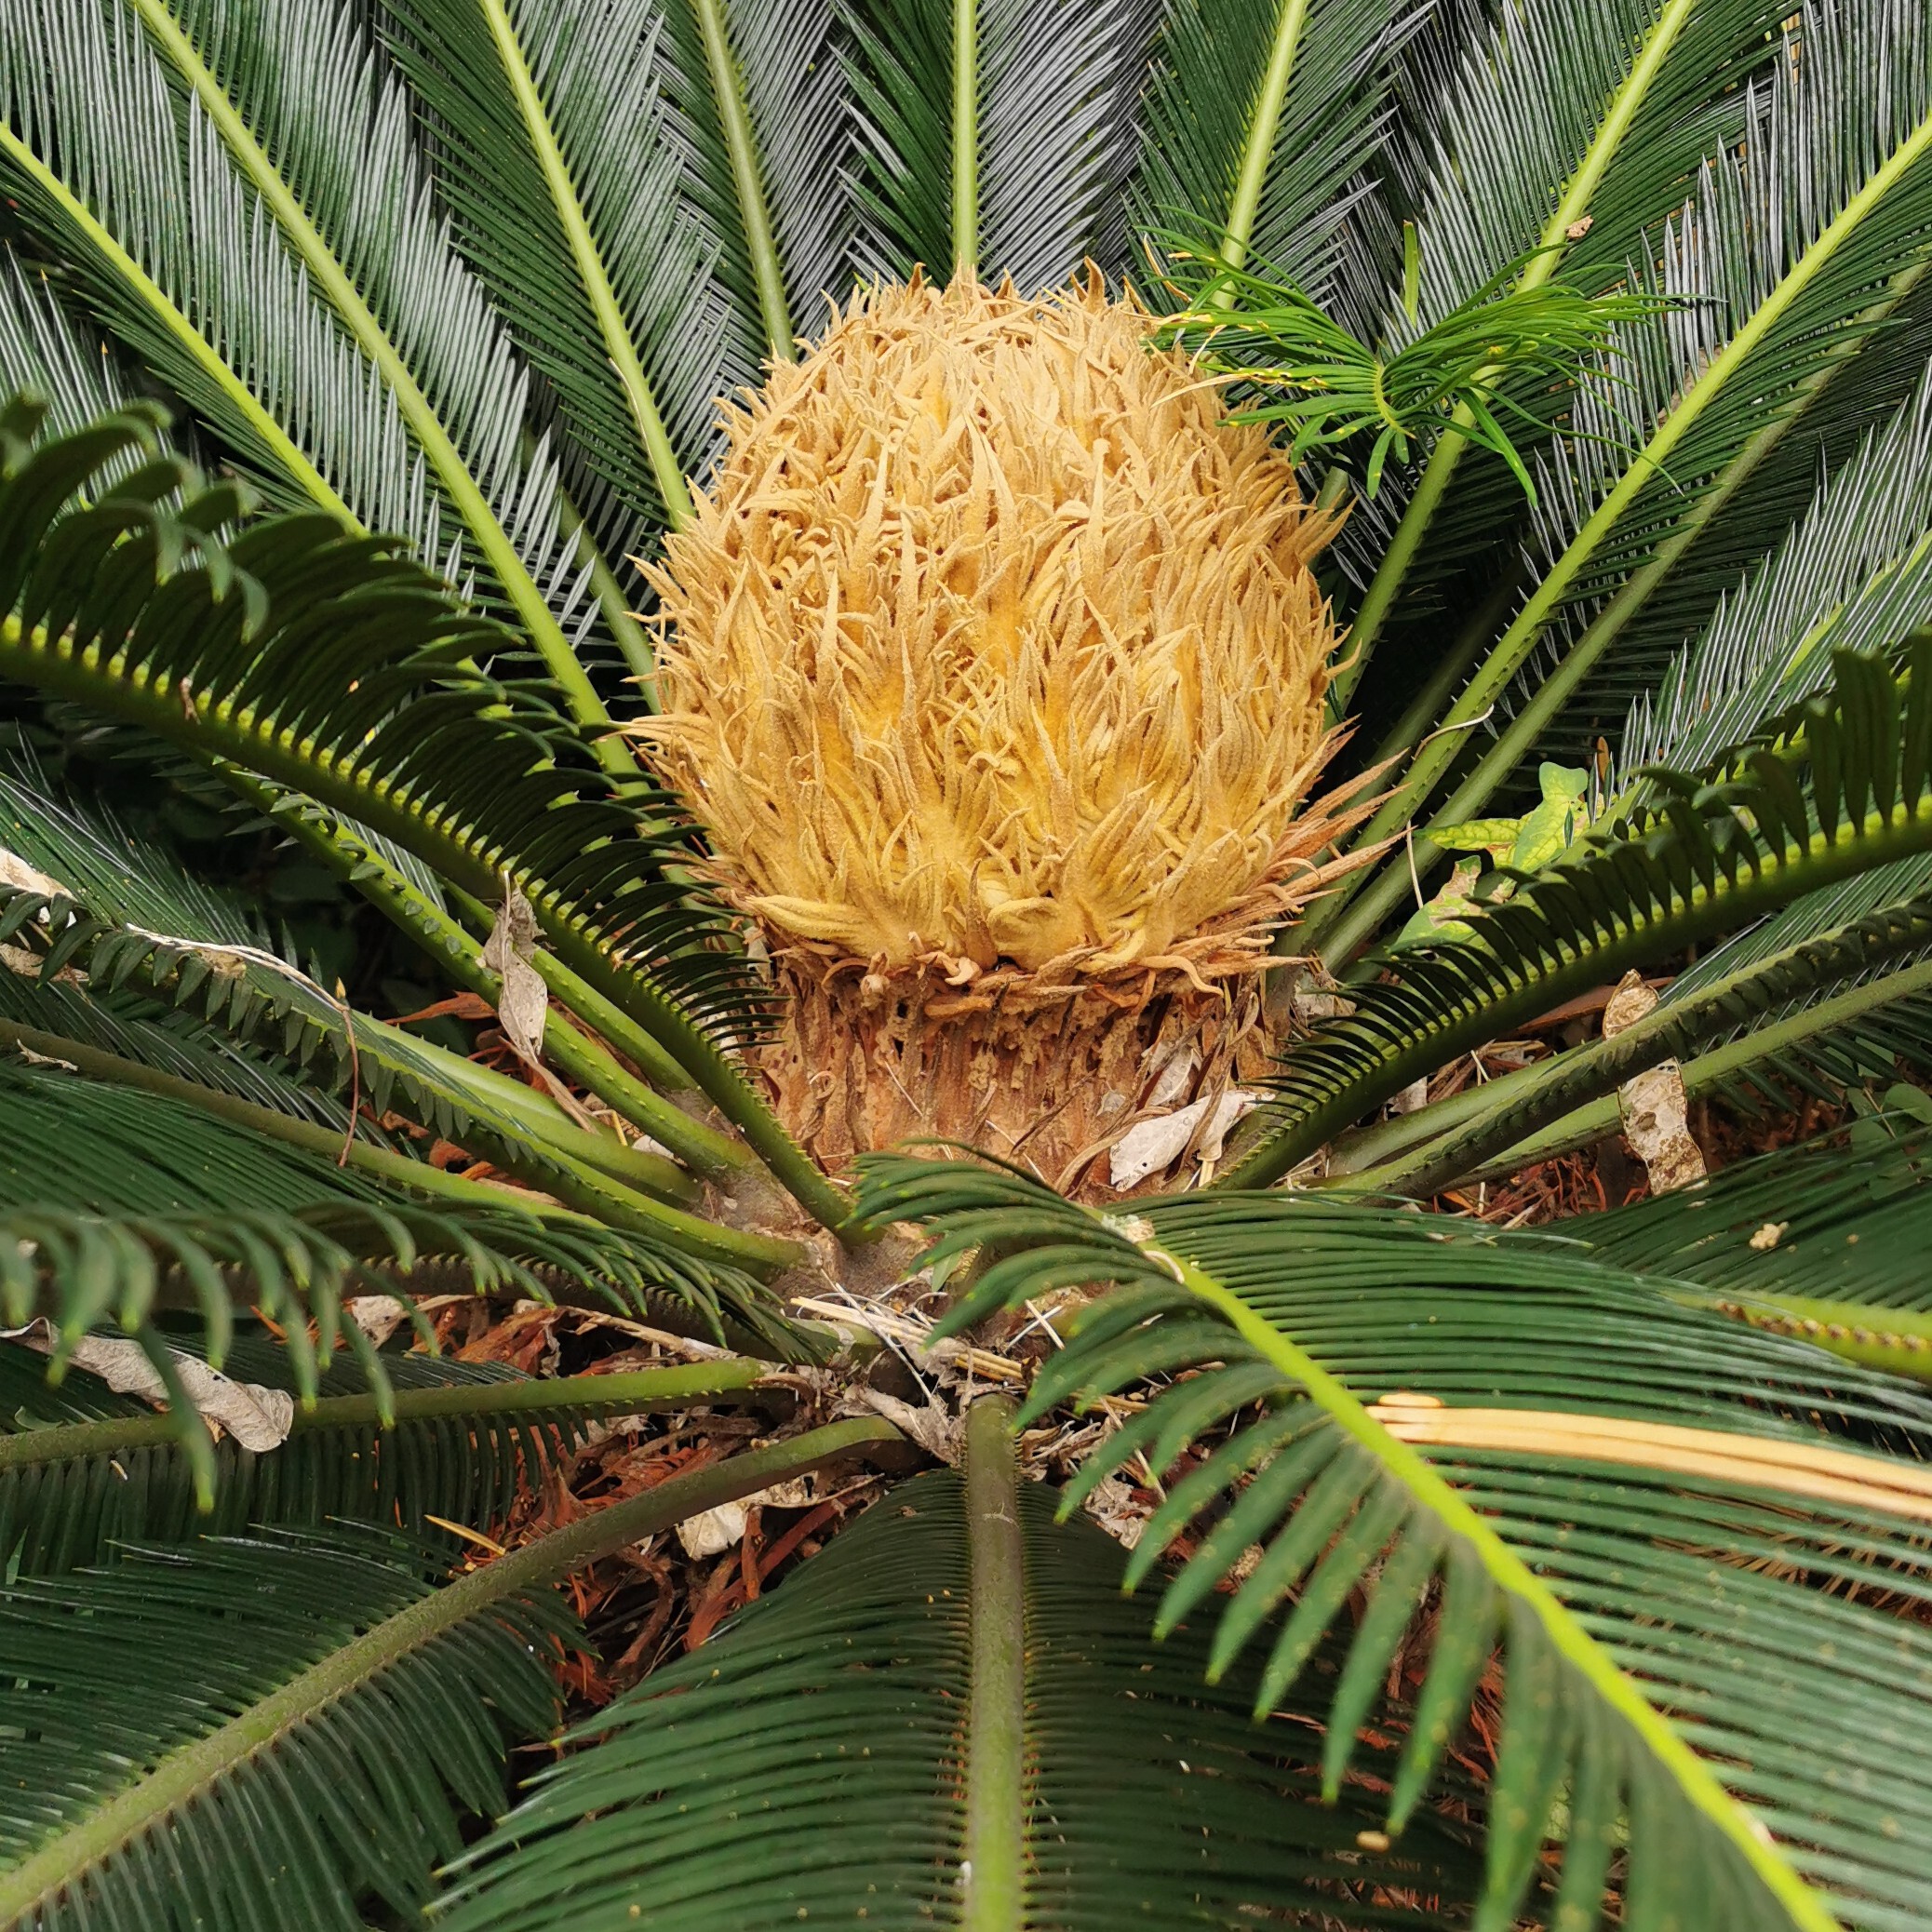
[5,0,1932,1926]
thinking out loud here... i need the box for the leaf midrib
[0,1361,764,1473]
[1213,0,1312,280]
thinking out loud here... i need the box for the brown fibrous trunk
[757,948,1274,1199]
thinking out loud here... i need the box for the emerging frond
[1311,0,1932,960]
[1159,241,1677,498]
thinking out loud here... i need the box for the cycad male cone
[643,273,1354,1193]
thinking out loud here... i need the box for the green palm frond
[1323,0,1798,667]
[863,1155,1932,1932]
[1320,861,1932,1187]
[969,0,1161,292]
[1643,853,1932,1105]
[0,396,848,1228]
[0,1420,890,1932]
[841,0,956,278]
[0,1346,763,1575]
[1544,283,1932,763]
[436,1405,1484,1932]
[843,0,1163,288]
[1422,964,1932,1194]
[0,0,657,746]
[1618,367,1932,784]
[0,867,706,1225]
[0,254,153,449]
[652,0,840,366]
[1308,0,1932,959]
[1230,634,1932,1187]
[1388,0,1780,329]
[0,1526,574,1932]
[1356,893,1932,1196]
[1578,1125,1932,1378]
[380,0,723,563]
[711,0,860,334]
[0,0,420,537]
[0,759,704,1205]
[1347,864,1932,1199]
[1539,1107,1932,1362]
[0,1050,793,1468]
[218,779,758,1182]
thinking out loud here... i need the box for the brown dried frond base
[758,947,1278,1200]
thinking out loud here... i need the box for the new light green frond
[1325,0,1795,663]
[1159,243,1675,498]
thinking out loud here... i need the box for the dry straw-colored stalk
[640,272,1361,1187]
